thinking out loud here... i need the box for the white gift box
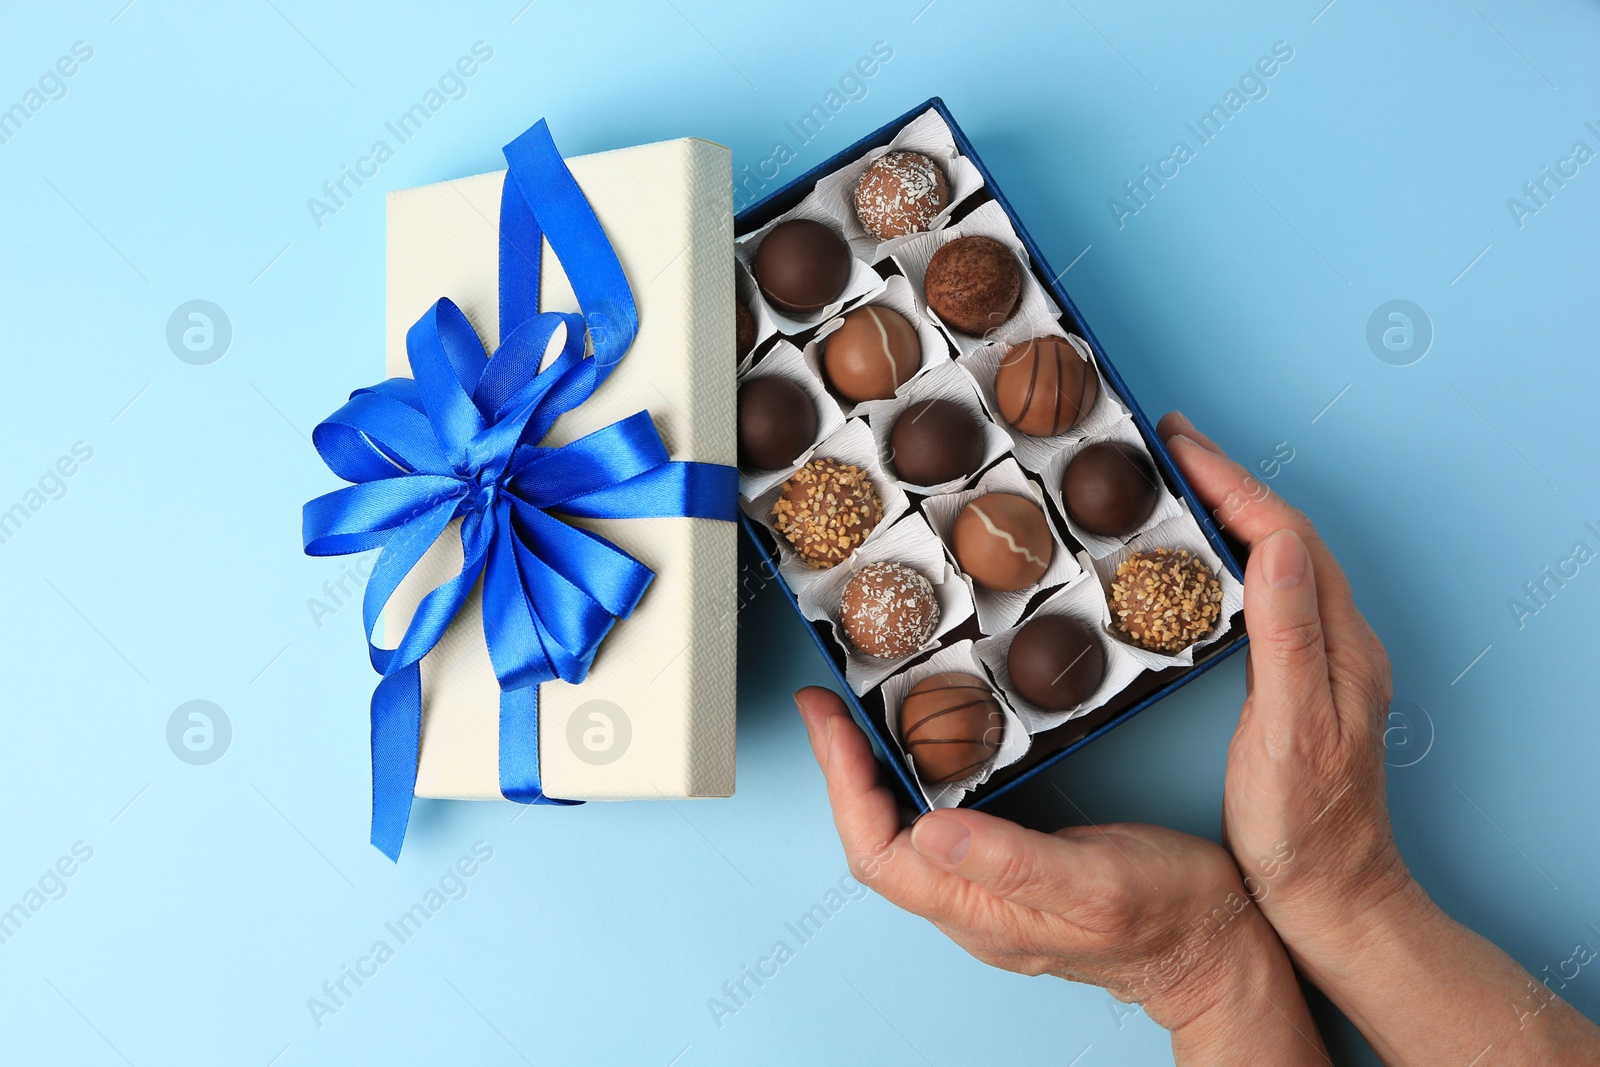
[383,137,737,802]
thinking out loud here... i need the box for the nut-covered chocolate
[899,671,1006,784]
[854,151,949,241]
[924,235,1020,335]
[888,398,984,486]
[1108,548,1223,653]
[840,561,940,659]
[1007,614,1105,711]
[771,458,884,569]
[735,299,755,361]
[753,219,852,315]
[995,337,1098,437]
[951,492,1053,592]
[823,305,921,402]
[1062,441,1160,537]
[738,377,817,471]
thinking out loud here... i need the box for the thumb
[911,808,1105,913]
[1243,529,1333,730]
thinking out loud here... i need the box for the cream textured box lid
[383,137,736,801]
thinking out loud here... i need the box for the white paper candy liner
[957,332,1127,473]
[801,274,951,418]
[734,199,885,336]
[735,257,779,373]
[892,200,1062,361]
[879,640,1030,809]
[1037,417,1184,558]
[808,107,988,264]
[1087,505,1245,670]
[973,572,1148,734]
[796,514,975,696]
[920,457,1081,634]
[745,418,911,598]
[736,340,848,502]
[861,358,1012,495]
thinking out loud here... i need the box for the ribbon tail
[558,460,739,521]
[498,685,581,807]
[370,663,424,862]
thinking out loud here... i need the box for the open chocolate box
[736,97,1249,815]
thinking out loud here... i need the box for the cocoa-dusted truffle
[924,235,1020,336]
[771,458,884,569]
[1062,441,1160,537]
[888,398,984,486]
[899,671,1005,784]
[1108,548,1223,653]
[1007,615,1105,711]
[840,561,940,659]
[754,219,852,315]
[854,151,949,241]
[951,492,1053,592]
[738,377,817,471]
[735,299,755,361]
[823,305,920,402]
[995,337,1099,437]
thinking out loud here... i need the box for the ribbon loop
[302,119,736,860]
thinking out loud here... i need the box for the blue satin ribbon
[302,120,737,860]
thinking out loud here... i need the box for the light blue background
[1,1,1595,1064]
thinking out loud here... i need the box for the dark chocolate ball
[854,151,949,241]
[888,398,985,486]
[738,377,817,471]
[899,671,1005,784]
[753,219,852,315]
[951,492,1053,592]
[840,561,940,659]
[1062,441,1160,537]
[1007,614,1105,711]
[995,336,1098,437]
[924,235,1020,336]
[823,305,921,402]
[735,300,755,361]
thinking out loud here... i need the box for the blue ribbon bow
[302,120,738,861]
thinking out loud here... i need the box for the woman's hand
[1156,412,1412,958]
[1161,411,1600,1066]
[794,686,1329,1065]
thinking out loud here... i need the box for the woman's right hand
[1158,412,1415,962]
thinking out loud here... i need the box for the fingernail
[1260,529,1307,590]
[793,692,814,728]
[911,815,971,866]
[1168,432,1199,451]
[1166,410,1196,436]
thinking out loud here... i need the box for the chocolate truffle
[995,337,1099,437]
[1062,441,1160,537]
[854,151,949,241]
[899,672,1006,784]
[771,457,884,569]
[823,305,921,402]
[735,299,755,361]
[753,219,852,315]
[924,235,1020,335]
[888,399,984,486]
[1108,548,1223,653]
[1007,615,1105,711]
[738,377,817,471]
[951,492,1053,592]
[840,561,940,659]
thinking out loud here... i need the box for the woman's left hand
[795,685,1328,1065]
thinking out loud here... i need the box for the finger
[794,687,961,917]
[910,807,1114,915]
[1157,410,1225,455]
[1163,430,1371,654]
[1243,529,1335,735]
